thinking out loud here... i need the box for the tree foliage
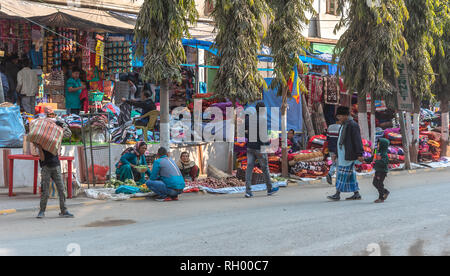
[404,0,442,101]
[334,0,409,98]
[265,0,315,96]
[432,0,450,97]
[212,0,270,103]
[134,0,198,83]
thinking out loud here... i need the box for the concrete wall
[0,142,230,188]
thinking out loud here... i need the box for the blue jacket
[150,155,185,190]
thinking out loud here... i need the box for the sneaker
[245,192,254,198]
[267,187,279,196]
[326,174,333,185]
[327,194,341,201]
[36,211,45,219]
[383,191,390,201]
[155,197,173,202]
[374,198,384,204]
[171,196,179,201]
[346,193,362,201]
[59,211,74,218]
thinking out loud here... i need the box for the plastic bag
[0,105,25,148]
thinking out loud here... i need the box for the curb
[290,165,450,186]
[0,199,109,216]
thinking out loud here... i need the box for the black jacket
[245,112,270,150]
[338,119,364,161]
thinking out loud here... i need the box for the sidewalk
[0,187,104,215]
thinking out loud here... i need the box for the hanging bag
[0,105,25,148]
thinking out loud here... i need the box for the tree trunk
[398,111,412,170]
[281,86,289,178]
[160,79,170,151]
[410,96,421,163]
[357,93,369,140]
[370,93,376,150]
[441,93,449,157]
[301,93,315,138]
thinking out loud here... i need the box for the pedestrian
[326,122,341,185]
[16,59,39,114]
[146,147,185,202]
[65,67,84,115]
[327,106,364,201]
[244,102,279,198]
[4,54,20,103]
[0,63,9,104]
[366,138,391,203]
[36,120,74,219]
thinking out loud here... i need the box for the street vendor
[116,141,151,185]
[177,152,200,181]
[65,68,85,115]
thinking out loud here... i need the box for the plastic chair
[133,110,160,142]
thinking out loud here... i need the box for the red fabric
[79,89,89,113]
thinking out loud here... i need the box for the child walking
[367,138,391,203]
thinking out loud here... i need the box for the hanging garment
[325,76,340,105]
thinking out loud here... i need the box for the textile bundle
[28,118,63,156]
[289,150,324,166]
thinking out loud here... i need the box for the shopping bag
[28,118,63,156]
[0,105,25,148]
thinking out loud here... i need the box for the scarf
[121,141,146,157]
[177,159,196,170]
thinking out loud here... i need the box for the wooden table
[7,154,75,199]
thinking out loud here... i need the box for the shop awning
[0,0,135,33]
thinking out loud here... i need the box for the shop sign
[396,57,413,112]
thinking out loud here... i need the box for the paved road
[1,169,449,256]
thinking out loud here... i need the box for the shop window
[326,0,339,16]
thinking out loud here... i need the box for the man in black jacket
[244,102,279,198]
[327,106,364,201]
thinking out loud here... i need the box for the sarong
[336,164,359,193]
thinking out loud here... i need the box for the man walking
[244,102,279,198]
[327,106,364,201]
[17,59,39,114]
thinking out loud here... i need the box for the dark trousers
[373,171,388,199]
[40,165,67,213]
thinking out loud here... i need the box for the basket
[236,168,266,185]
[134,166,149,173]
[89,92,104,102]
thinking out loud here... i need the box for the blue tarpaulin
[262,78,303,132]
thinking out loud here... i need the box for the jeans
[245,148,273,194]
[329,153,337,176]
[147,180,181,198]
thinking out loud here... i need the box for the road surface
[1,169,449,256]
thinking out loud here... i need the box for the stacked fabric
[384,128,403,145]
[268,155,281,173]
[288,150,324,166]
[307,135,327,151]
[355,164,374,173]
[387,146,405,164]
[418,132,441,162]
[290,161,329,178]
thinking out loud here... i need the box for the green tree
[404,0,441,162]
[212,0,269,104]
[265,0,315,177]
[134,0,198,149]
[432,1,450,156]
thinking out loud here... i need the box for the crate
[236,168,266,185]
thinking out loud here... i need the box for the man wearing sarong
[327,106,364,201]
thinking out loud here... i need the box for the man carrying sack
[29,114,74,219]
